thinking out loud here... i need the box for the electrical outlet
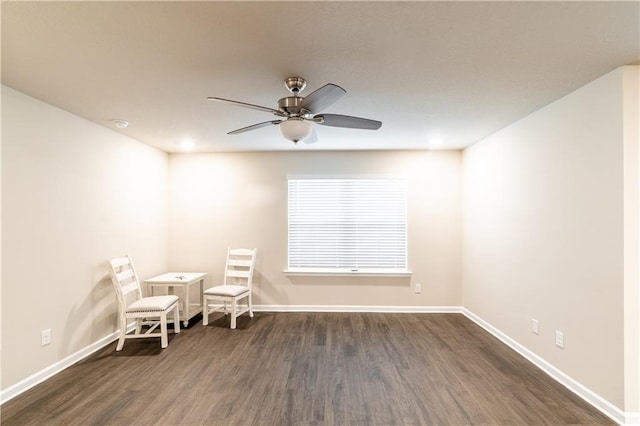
[41,329,52,346]
[531,319,539,335]
[415,283,422,294]
[555,330,564,349]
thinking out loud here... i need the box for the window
[287,177,408,275]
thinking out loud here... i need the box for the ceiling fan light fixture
[280,118,313,143]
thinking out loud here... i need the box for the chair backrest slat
[226,270,250,278]
[229,248,255,256]
[108,255,142,308]
[110,257,130,268]
[228,259,252,267]
[116,269,135,283]
[223,247,257,288]
[121,281,139,296]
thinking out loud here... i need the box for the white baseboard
[462,308,627,425]
[1,332,117,404]
[625,412,640,426]
[254,304,463,313]
[0,324,132,405]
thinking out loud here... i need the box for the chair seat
[109,255,181,351]
[127,295,179,313]
[204,284,249,297]
[203,248,257,329]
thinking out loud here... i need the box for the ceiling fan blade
[303,127,318,144]
[207,97,285,116]
[227,120,282,135]
[299,84,346,113]
[314,114,382,130]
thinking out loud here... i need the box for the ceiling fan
[207,77,382,143]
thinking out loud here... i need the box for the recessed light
[427,134,444,148]
[179,138,196,150]
[112,119,129,129]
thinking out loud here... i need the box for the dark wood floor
[1,313,613,425]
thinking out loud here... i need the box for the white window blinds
[287,177,407,272]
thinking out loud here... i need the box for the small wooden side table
[145,272,207,327]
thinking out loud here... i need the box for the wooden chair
[108,255,180,350]
[203,248,257,329]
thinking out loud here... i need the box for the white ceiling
[2,1,638,152]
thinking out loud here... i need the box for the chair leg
[116,333,125,351]
[248,292,254,318]
[116,315,126,351]
[160,312,168,348]
[173,303,180,334]
[203,296,209,325]
[135,318,143,334]
[230,298,237,329]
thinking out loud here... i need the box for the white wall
[622,66,640,417]
[462,67,639,412]
[168,151,462,308]
[1,86,169,390]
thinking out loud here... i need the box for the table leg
[200,278,204,318]
[183,283,190,328]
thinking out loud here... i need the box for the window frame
[285,175,411,277]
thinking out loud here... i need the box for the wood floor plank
[1,313,614,425]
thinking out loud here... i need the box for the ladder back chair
[203,248,257,329]
[108,255,180,350]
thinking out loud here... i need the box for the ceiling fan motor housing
[277,96,310,117]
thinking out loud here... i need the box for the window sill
[283,269,412,278]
